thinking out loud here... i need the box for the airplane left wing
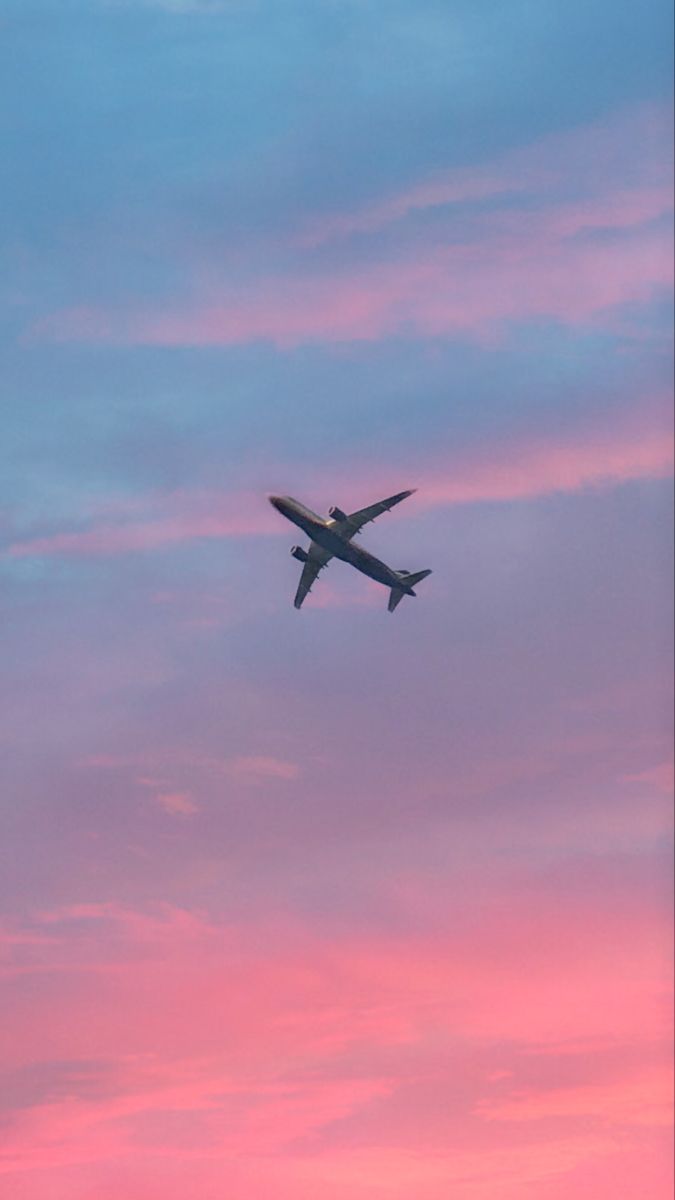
[337,489,416,540]
[294,542,332,609]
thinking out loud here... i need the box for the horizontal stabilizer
[388,568,432,612]
[397,568,432,588]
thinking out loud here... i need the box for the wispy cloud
[475,1066,673,1127]
[229,756,300,783]
[623,762,674,796]
[154,791,200,816]
[76,749,300,795]
[299,104,671,246]
[5,412,672,560]
[416,416,673,507]
[4,489,276,559]
[32,210,671,349]
[29,106,673,350]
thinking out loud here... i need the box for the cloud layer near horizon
[1,872,671,1199]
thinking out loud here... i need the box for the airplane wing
[339,489,416,540]
[294,542,332,609]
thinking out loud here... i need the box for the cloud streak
[33,209,672,349]
[29,106,673,351]
[299,103,671,246]
[5,412,672,560]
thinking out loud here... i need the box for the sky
[0,1,673,1197]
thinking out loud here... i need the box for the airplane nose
[269,495,290,516]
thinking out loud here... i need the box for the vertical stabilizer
[388,568,432,612]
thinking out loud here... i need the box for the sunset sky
[1,1,673,1197]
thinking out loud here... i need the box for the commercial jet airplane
[269,489,431,611]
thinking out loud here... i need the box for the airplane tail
[388,568,432,612]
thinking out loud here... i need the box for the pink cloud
[154,791,199,816]
[0,878,670,1198]
[623,762,675,796]
[228,755,300,783]
[299,103,671,246]
[75,749,301,799]
[475,1065,673,1126]
[416,418,674,507]
[299,577,383,610]
[29,106,673,350]
[298,168,520,246]
[5,493,276,559]
[34,215,672,349]
[5,411,672,561]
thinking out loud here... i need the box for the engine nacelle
[291,545,308,563]
[328,506,347,522]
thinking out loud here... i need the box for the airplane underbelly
[313,529,395,585]
[314,527,352,558]
[347,545,393,584]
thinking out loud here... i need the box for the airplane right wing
[339,489,416,540]
[294,542,332,609]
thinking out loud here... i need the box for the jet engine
[291,545,308,563]
[328,506,347,522]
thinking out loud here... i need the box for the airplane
[269,489,431,611]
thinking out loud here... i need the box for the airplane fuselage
[270,496,415,593]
